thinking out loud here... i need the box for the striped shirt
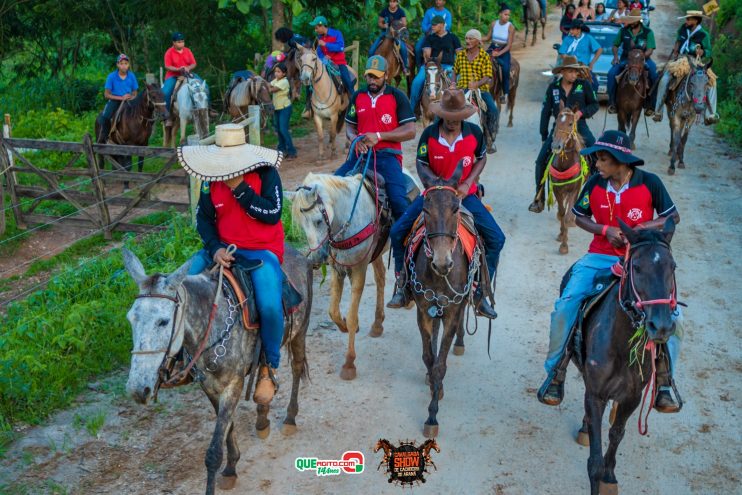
[454,49,492,92]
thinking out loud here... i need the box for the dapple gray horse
[123,245,311,495]
[165,77,210,147]
[665,61,709,175]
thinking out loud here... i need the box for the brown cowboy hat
[552,55,586,75]
[430,88,477,120]
[617,8,643,24]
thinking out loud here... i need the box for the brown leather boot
[654,352,679,413]
[253,365,278,405]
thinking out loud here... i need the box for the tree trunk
[271,0,285,51]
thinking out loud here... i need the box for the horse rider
[522,0,547,24]
[409,15,461,112]
[183,124,286,407]
[97,53,138,142]
[558,19,602,89]
[606,9,658,116]
[387,88,504,318]
[162,32,204,128]
[652,10,718,125]
[537,129,682,413]
[368,0,410,76]
[334,55,416,222]
[529,55,598,213]
[483,4,516,104]
[453,29,499,138]
[309,15,355,96]
[416,0,453,67]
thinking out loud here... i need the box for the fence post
[186,135,201,226]
[2,114,26,230]
[248,105,261,146]
[83,133,112,240]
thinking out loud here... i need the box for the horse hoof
[369,325,384,338]
[559,245,569,255]
[340,366,357,381]
[576,430,590,447]
[453,345,465,356]
[507,122,513,128]
[678,162,685,169]
[423,423,439,438]
[256,425,271,439]
[282,422,298,436]
[599,481,619,495]
[217,475,238,490]
[667,167,675,176]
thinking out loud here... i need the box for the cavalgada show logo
[295,451,364,476]
[375,438,440,486]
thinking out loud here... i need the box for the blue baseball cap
[309,15,328,27]
[172,32,185,41]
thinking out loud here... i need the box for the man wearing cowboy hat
[606,9,657,115]
[537,129,682,413]
[529,55,598,213]
[453,28,499,147]
[652,10,718,124]
[558,19,602,88]
[97,53,138,143]
[180,124,286,407]
[335,55,416,222]
[310,15,355,96]
[387,88,505,319]
[410,14,461,112]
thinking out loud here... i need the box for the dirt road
[3,0,740,493]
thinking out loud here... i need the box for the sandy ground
[2,0,741,493]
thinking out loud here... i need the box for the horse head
[186,77,209,111]
[423,160,464,277]
[552,105,581,155]
[251,76,275,116]
[618,217,678,344]
[122,248,194,405]
[688,64,710,115]
[287,174,337,264]
[626,49,645,85]
[145,83,169,121]
[298,48,319,86]
[424,59,444,101]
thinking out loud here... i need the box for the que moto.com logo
[295,451,364,476]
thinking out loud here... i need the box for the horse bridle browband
[422,186,460,241]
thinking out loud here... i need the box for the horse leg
[339,265,368,380]
[668,122,679,175]
[557,198,569,255]
[524,21,529,48]
[369,256,386,338]
[282,330,307,436]
[507,85,517,127]
[255,402,271,439]
[600,398,640,494]
[205,382,242,495]
[137,155,144,173]
[328,114,338,159]
[585,394,608,495]
[629,110,640,150]
[617,109,626,134]
[532,21,537,47]
[218,420,240,490]
[328,268,348,332]
[678,126,690,169]
[424,315,457,437]
[313,113,325,160]
[453,320,465,356]
[179,118,187,145]
[541,18,546,40]
[418,310,436,388]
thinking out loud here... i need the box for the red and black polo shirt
[572,168,676,256]
[416,121,486,196]
[346,85,415,161]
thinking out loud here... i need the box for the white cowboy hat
[177,124,281,181]
[677,9,709,19]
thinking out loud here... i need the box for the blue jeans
[369,34,409,71]
[162,73,203,113]
[410,64,453,111]
[336,64,355,95]
[273,105,296,156]
[544,253,680,374]
[335,150,410,221]
[535,120,595,193]
[414,37,427,67]
[188,247,285,369]
[495,51,511,94]
[479,90,499,133]
[390,194,506,279]
[607,59,657,106]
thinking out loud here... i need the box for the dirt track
[2,0,741,493]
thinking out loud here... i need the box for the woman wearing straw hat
[537,129,682,413]
[529,55,598,213]
[179,124,286,406]
[606,8,657,115]
[652,10,718,125]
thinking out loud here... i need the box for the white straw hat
[177,124,281,181]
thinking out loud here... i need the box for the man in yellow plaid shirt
[453,29,499,141]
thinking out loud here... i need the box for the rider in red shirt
[162,32,202,125]
[310,15,355,95]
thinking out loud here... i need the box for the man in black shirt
[410,15,461,111]
[368,0,410,75]
[529,56,598,213]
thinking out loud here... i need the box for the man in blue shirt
[310,15,355,95]
[97,54,138,142]
[415,0,453,66]
[558,19,602,88]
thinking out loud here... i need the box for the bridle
[300,54,340,109]
[618,239,678,329]
[422,185,460,242]
[552,109,581,156]
[423,63,447,101]
[298,186,335,253]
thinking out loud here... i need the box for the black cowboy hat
[581,130,644,165]
[567,19,591,32]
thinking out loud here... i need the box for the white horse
[165,77,210,147]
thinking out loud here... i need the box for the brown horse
[226,76,274,129]
[547,105,587,255]
[524,0,546,47]
[616,49,648,149]
[371,20,414,94]
[665,58,710,175]
[419,57,449,127]
[490,55,520,128]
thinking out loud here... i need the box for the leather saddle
[404,205,481,266]
[220,254,303,330]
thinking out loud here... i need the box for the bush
[0,78,103,116]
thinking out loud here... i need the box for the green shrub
[0,78,103,116]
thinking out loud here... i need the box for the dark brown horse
[665,58,710,175]
[490,55,520,128]
[616,49,648,149]
[524,0,546,47]
[372,20,414,95]
[573,219,678,495]
[94,83,168,177]
[408,161,477,438]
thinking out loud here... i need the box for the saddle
[322,59,354,96]
[404,207,480,266]
[168,76,187,116]
[220,255,303,330]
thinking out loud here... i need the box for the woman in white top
[594,2,610,21]
[482,4,516,103]
[575,0,596,20]
[609,0,629,22]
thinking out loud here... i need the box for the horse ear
[618,219,640,245]
[436,52,443,63]
[704,59,713,70]
[283,190,297,201]
[661,215,676,244]
[559,100,565,112]
[122,248,148,288]
[165,257,194,289]
[417,165,439,189]
[448,159,466,187]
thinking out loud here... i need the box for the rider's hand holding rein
[213,248,235,268]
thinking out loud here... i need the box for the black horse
[575,218,679,494]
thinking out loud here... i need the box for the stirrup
[537,370,564,406]
[473,287,497,319]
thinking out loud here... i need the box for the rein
[302,58,340,110]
